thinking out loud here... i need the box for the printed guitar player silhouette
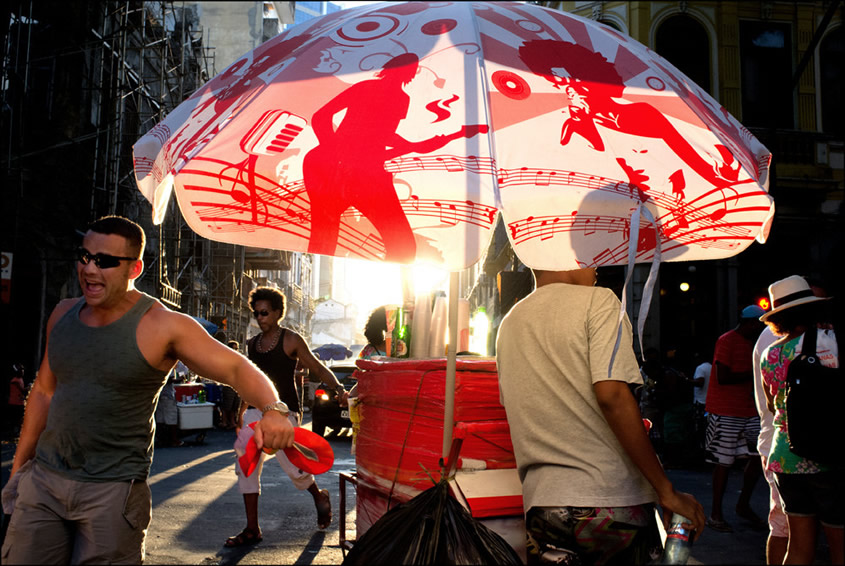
[303,52,488,263]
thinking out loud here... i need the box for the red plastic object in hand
[238,423,334,477]
[285,428,334,475]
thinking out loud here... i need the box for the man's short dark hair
[87,215,145,258]
[249,286,286,318]
[227,340,240,350]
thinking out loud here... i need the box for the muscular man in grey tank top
[2,216,297,565]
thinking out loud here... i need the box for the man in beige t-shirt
[496,268,705,564]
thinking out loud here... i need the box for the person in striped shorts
[704,305,767,533]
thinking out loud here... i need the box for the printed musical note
[434,201,458,225]
[385,154,497,175]
[535,170,553,186]
[582,216,596,236]
[436,156,464,172]
[607,218,629,238]
[539,217,561,240]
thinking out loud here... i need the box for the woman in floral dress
[759,276,842,564]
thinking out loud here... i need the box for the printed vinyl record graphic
[133,1,774,271]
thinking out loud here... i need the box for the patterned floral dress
[760,332,833,475]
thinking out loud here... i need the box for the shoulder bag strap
[802,326,818,358]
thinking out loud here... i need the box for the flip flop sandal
[224,528,263,547]
[315,489,332,530]
[706,518,733,533]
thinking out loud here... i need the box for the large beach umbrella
[312,343,354,361]
[133,1,774,454]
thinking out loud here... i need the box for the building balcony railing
[158,281,182,309]
[289,283,303,305]
[244,248,291,271]
[749,128,843,173]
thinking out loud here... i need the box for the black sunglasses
[77,247,138,269]
[253,309,272,318]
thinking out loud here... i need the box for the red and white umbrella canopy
[133,1,774,271]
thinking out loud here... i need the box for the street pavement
[0,415,833,564]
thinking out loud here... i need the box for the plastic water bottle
[663,513,693,564]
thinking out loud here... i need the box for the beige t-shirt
[496,283,655,510]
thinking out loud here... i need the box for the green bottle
[392,307,410,358]
[397,304,412,358]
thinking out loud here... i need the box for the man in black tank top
[226,286,347,548]
[2,216,296,564]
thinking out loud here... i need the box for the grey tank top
[38,293,169,482]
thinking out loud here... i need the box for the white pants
[234,408,314,494]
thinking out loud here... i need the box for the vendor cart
[340,356,526,561]
[173,383,215,444]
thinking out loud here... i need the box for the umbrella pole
[442,271,459,460]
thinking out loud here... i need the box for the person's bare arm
[763,376,776,415]
[163,313,294,450]
[236,399,248,433]
[9,299,75,477]
[714,360,752,385]
[594,380,706,539]
[284,331,348,405]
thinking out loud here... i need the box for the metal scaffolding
[2,2,316,374]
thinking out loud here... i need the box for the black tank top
[248,328,300,413]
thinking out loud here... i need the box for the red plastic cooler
[352,357,525,559]
[173,383,203,403]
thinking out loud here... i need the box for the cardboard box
[177,402,215,430]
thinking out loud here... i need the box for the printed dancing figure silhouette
[303,52,487,262]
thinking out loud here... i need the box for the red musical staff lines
[181,157,386,260]
[173,153,769,265]
[385,154,497,176]
[403,195,497,228]
[134,156,154,177]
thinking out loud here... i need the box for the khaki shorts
[1,460,151,564]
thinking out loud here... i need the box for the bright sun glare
[340,258,450,330]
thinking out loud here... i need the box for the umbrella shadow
[564,176,696,269]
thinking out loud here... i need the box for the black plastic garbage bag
[343,479,523,565]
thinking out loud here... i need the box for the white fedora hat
[760,275,829,322]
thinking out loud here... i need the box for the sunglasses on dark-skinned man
[253,310,273,318]
[77,247,138,269]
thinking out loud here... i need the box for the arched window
[819,26,844,135]
[598,19,622,33]
[739,20,793,129]
[655,15,711,94]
